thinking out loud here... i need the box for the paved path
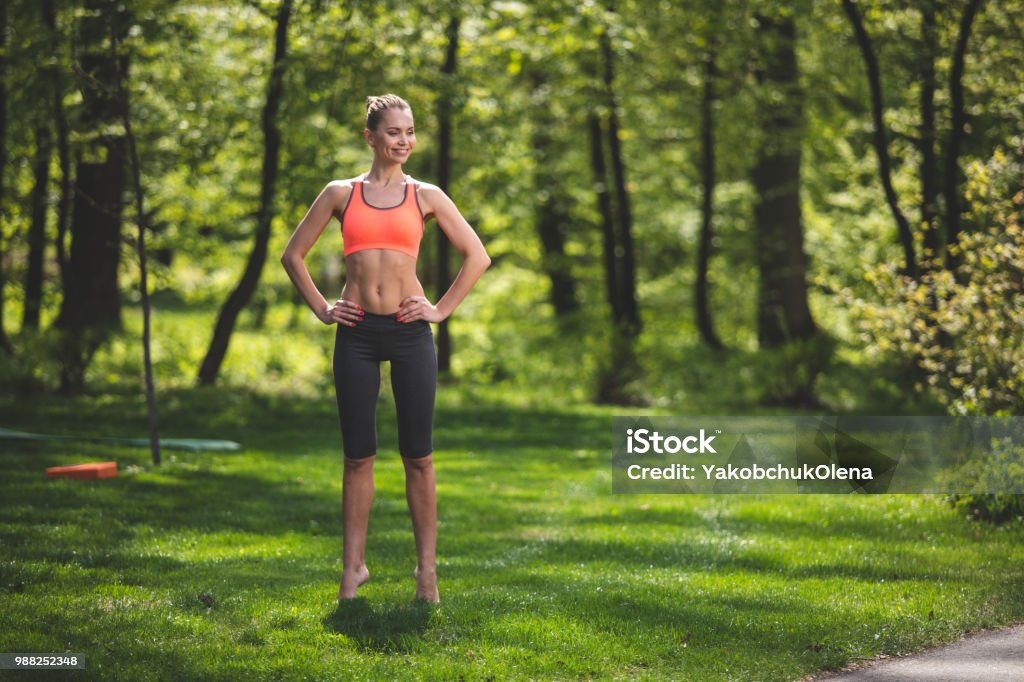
[813,623,1024,681]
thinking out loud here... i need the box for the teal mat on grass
[0,427,242,452]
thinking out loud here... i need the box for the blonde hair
[365,94,411,131]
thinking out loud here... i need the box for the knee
[344,455,376,474]
[402,454,433,475]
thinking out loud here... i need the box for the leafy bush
[0,328,100,394]
[847,141,1023,415]
[948,437,1024,523]
[843,140,1024,522]
[750,333,837,407]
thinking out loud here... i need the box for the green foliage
[3,0,1024,412]
[949,437,1024,524]
[0,329,63,393]
[446,262,607,404]
[846,141,1024,417]
[843,142,1024,523]
[749,333,837,407]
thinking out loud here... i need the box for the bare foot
[414,566,439,603]
[337,565,370,600]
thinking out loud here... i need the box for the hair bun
[365,94,411,131]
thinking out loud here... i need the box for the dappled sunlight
[3,387,1023,679]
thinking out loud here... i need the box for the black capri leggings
[333,310,437,460]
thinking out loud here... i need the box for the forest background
[0,0,1021,418]
[1,1,1024,679]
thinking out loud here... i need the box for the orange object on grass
[45,461,118,480]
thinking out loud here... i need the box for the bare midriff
[340,249,424,314]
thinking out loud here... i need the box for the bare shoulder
[325,176,361,197]
[321,177,361,213]
[412,179,440,193]
[413,181,456,212]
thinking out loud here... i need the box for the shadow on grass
[323,598,436,652]
[3,386,1024,679]
[0,386,615,462]
[0,445,342,536]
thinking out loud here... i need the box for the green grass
[1,385,1023,681]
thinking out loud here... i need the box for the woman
[281,94,490,603]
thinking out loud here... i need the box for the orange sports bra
[340,175,424,260]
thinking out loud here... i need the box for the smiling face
[364,107,416,165]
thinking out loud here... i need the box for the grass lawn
[1,385,1023,681]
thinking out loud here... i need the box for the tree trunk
[44,0,73,294]
[752,12,816,348]
[197,0,292,386]
[434,15,458,374]
[919,2,940,266]
[530,74,578,317]
[112,14,160,466]
[24,123,53,330]
[945,0,985,270]
[589,111,638,404]
[56,0,131,390]
[60,0,129,332]
[840,0,917,279]
[696,47,723,349]
[599,14,640,336]
[533,172,579,316]
[591,7,641,404]
[0,0,12,354]
[589,112,619,323]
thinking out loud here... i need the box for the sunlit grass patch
[2,386,1023,680]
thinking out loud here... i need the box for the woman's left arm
[397,185,491,323]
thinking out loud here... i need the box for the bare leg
[403,454,439,602]
[338,455,375,600]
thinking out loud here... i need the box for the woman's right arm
[280,182,360,325]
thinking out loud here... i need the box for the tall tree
[112,11,160,466]
[843,0,989,277]
[56,0,132,390]
[599,4,639,337]
[751,10,816,347]
[44,0,73,295]
[529,71,579,318]
[434,14,459,374]
[198,0,293,386]
[0,0,11,354]
[589,112,619,325]
[589,108,637,404]
[23,119,52,330]
[589,1,643,404]
[945,0,985,270]
[841,0,917,279]
[918,1,941,265]
[696,40,723,349]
